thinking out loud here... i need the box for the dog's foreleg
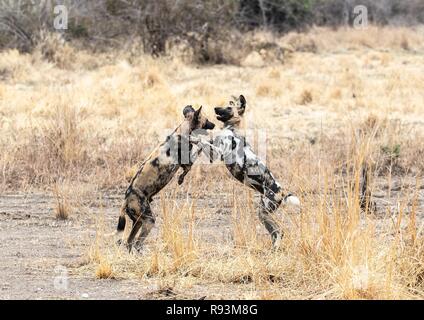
[199,137,222,163]
[177,143,204,185]
[178,164,192,185]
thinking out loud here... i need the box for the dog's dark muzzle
[214,107,232,122]
[194,120,215,136]
[214,107,224,115]
[204,120,215,130]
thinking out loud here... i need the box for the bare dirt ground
[1,176,423,300]
[0,188,250,299]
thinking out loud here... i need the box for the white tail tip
[286,195,301,207]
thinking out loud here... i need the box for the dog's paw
[134,246,144,254]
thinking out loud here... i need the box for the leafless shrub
[1,1,424,64]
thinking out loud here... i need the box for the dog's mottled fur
[117,106,215,252]
[211,95,300,248]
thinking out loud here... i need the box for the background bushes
[1,0,423,58]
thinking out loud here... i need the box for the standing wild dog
[209,95,300,249]
[117,106,215,252]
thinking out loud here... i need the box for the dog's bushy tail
[117,206,126,231]
[283,193,301,207]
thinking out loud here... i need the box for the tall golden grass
[87,158,423,299]
[1,26,423,299]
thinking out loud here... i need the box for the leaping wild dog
[117,106,215,252]
[204,95,300,249]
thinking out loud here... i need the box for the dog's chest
[214,128,281,194]
[215,129,262,171]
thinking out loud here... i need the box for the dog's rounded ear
[194,106,203,119]
[239,95,246,108]
[183,105,195,118]
[238,95,246,114]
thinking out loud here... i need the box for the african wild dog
[117,106,215,252]
[208,95,300,249]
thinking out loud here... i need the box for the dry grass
[53,183,73,220]
[1,26,424,299]
[279,26,424,53]
[85,168,424,299]
[298,89,313,105]
[95,260,114,280]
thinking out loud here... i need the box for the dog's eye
[229,101,234,106]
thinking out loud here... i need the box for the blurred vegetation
[0,0,423,58]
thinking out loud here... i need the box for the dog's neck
[177,118,192,137]
[222,118,244,134]
[175,119,203,148]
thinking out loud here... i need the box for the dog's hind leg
[126,218,143,253]
[258,196,283,250]
[133,202,155,253]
